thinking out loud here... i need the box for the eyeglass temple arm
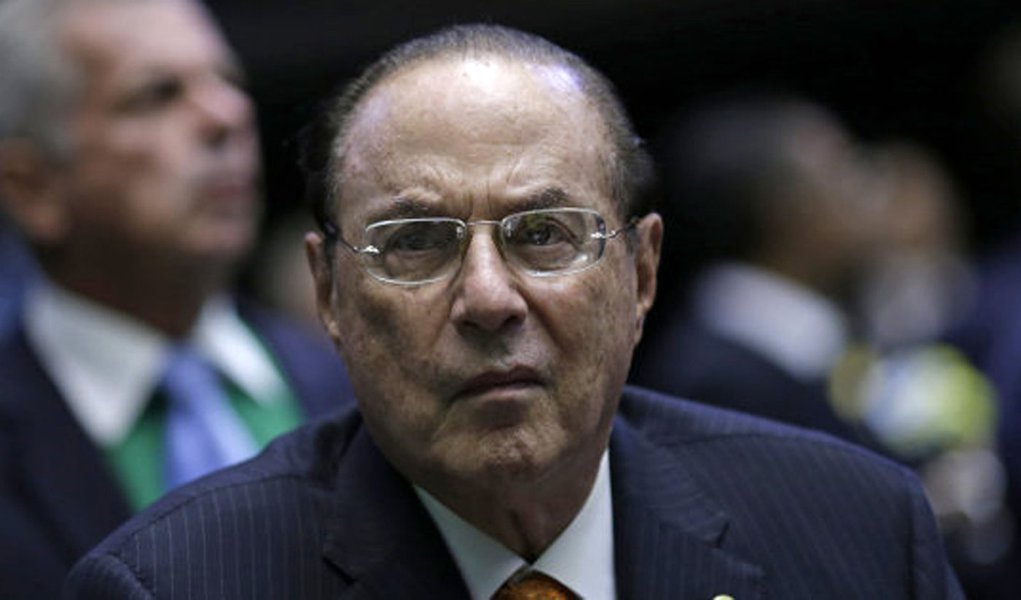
[592,216,639,240]
[321,219,380,255]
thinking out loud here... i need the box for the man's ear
[0,140,70,245]
[632,212,662,345]
[305,231,343,344]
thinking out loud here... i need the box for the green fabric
[104,400,165,510]
[226,378,302,447]
[104,329,303,511]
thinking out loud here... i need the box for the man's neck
[47,269,218,338]
[419,447,604,561]
[415,451,616,599]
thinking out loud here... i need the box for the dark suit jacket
[64,387,961,599]
[0,302,355,599]
[632,318,874,447]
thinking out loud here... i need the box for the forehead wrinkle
[341,55,616,221]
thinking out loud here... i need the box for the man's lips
[455,367,545,399]
[198,171,258,215]
[204,172,255,197]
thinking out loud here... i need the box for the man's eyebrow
[363,188,572,222]
[365,196,445,222]
[514,187,570,212]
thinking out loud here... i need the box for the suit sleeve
[906,474,965,600]
[63,553,153,600]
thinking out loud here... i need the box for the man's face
[789,120,887,296]
[309,57,660,498]
[54,0,258,271]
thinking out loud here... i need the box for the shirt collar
[415,451,616,600]
[24,280,286,446]
[693,263,849,381]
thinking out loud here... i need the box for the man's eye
[384,223,456,253]
[511,219,573,247]
[120,78,183,113]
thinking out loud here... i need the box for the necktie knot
[162,345,256,489]
[162,347,224,409]
[492,570,578,600]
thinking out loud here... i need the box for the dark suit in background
[64,388,962,599]
[947,235,1021,592]
[633,95,885,447]
[633,318,865,443]
[0,304,352,599]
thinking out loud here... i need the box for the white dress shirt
[24,278,289,447]
[416,451,616,600]
[692,263,849,382]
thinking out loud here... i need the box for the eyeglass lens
[362,209,608,284]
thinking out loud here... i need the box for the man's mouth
[455,366,545,400]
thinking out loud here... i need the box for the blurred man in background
[0,0,353,596]
[945,22,1021,597]
[632,94,884,445]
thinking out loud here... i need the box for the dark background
[205,0,1021,256]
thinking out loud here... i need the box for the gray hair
[0,0,79,158]
[0,0,162,159]
[300,24,655,237]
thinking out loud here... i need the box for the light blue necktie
[161,346,257,490]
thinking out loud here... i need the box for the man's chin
[175,238,252,280]
[191,223,256,259]
[451,430,562,486]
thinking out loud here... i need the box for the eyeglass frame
[320,206,638,286]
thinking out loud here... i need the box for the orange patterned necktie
[491,571,579,600]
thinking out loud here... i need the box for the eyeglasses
[326,207,635,285]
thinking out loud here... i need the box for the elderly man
[66,24,961,599]
[0,0,352,596]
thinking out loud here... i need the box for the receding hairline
[0,0,210,155]
[339,52,610,156]
[301,24,654,238]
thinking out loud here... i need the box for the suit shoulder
[616,386,932,548]
[618,385,908,480]
[81,407,362,561]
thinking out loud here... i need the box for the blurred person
[631,94,884,446]
[859,142,976,350]
[945,21,1021,597]
[843,142,1008,598]
[67,25,960,599]
[0,0,353,596]
[850,142,990,461]
[845,142,993,465]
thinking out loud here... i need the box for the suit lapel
[321,427,470,599]
[316,400,767,599]
[0,329,132,563]
[610,417,764,600]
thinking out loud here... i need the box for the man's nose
[191,77,254,145]
[449,230,528,333]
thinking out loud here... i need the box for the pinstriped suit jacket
[63,387,963,599]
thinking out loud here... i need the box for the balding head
[300,24,654,237]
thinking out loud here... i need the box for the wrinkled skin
[308,56,661,556]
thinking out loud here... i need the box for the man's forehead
[345,56,602,154]
[60,0,230,77]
